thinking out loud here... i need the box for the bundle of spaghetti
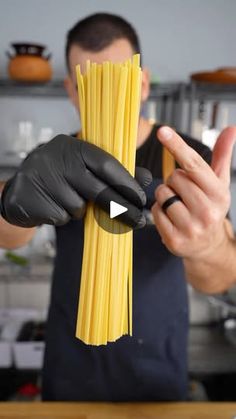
[76,55,142,345]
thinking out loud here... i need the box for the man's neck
[137,117,154,149]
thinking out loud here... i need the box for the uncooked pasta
[76,55,142,345]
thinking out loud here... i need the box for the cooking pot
[6,42,52,82]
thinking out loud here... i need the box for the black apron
[42,177,189,401]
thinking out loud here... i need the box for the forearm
[183,219,236,294]
[0,181,36,249]
[0,216,36,249]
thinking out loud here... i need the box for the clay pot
[7,43,52,82]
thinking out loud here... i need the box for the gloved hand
[1,135,152,229]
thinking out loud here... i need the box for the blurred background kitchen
[0,0,236,402]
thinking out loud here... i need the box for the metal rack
[0,79,187,131]
[0,79,66,98]
[187,81,236,134]
[1,78,236,136]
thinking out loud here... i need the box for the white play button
[110,200,128,219]
[94,187,134,234]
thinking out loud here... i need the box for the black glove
[1,135,152,229]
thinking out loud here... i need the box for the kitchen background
[0,0,236,402]
[1,0,236,148]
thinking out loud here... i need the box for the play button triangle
[110,201,128,219]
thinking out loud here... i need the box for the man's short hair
[65,12,141,71]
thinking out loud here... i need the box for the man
[1,13,236,401]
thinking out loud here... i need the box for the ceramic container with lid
[6,42,53,82]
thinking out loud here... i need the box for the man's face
[65,38,150,113]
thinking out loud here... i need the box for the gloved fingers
[1,173,70,227]
[135,167,152,188]
[67,167,145,228]
[51,183,86,220]
[96,186,146,229]
[80,141,146,208]
[36,168,86,220]
[20,142,87,221]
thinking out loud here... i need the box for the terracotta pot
[6,43,52,82]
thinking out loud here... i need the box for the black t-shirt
[42,124,211,401]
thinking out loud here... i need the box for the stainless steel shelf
[190,81,236,101]
[0,79,66,98]
[1,79,235,99]
[0,79,188,131]
[188,81,236,134]
[0,79,185,98]
[1,79,236,135]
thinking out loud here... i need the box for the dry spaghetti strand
[76,55,142,345]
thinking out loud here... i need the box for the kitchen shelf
[1,78,236,134]
[190,81,236,100]
[0,79,188,131]
[0,79,66,98]
[188,81,236,133]
[0,78,185,98]
[2,79,235,99]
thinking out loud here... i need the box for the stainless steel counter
[0,257,53,283]
[188,325,236,375]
